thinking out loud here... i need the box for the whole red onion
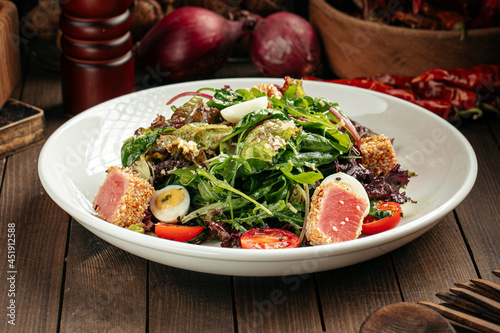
[249,12,322,78]
[134,6,245,81]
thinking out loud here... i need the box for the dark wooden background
[1,1,499,332]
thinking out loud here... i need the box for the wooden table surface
[1,57,499,333]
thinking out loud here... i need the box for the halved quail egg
[150,185,190,223]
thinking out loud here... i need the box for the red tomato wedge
[154,223,204,242]
[240,228,300,249]
[362,201,403,235]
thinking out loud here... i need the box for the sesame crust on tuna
[94,166,155,228]
[305,181,363,246]
[360,134,398,176]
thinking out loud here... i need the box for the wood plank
[455,119,500,281]
[391,213,478,303]
[0,157,4,184]
[54,59,258,333]
[0,62,69,332]
[0,143,70,332]
[59,220,148,332]
[317,255,402,333]
[234,274,323,332]
[486,115,499,144]
[148,264,234,333]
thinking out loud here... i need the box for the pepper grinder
[59,0,134,116]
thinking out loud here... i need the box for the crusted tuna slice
[93,166,155,228]
[360,134,398,176]
[305,180,369,245]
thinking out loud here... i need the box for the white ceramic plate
[38,78,477,276]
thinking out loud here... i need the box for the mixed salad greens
[115,78,413,247]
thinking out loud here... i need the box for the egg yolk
[155,188,185,210]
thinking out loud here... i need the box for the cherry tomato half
[154,223,204,242]
[240,228,300,249]
[362,201,403,235]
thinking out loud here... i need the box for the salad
[93,77,414,249]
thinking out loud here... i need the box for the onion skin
[134,6,244,81]
[250,12,321,78]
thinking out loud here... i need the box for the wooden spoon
[360,302,456,333]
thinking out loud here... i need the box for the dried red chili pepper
[437,10,468,30]
[412,68,477,89]
[411,80,477,110]
[411,99,454,119]
[471,64,500,80]
[392,11,440,29]
[358,74,413,89]
[307,67,499,121]
[470,64,500,94]
[412,66,500,93]
[420,1,468,39]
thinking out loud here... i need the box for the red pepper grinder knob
[59,0,135,116]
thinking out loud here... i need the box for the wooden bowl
[309,0,500,78]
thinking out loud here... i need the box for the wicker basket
[309,0,500,78]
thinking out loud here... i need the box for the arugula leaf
[208,154,239,181]
[278,151,339,168]
[138,82,362,240]
[206,89,244,109]
[279,160,324,184]
[262,176,290,203]
[310,96,340,113]
[235,87,266,99]
[206,87,268,112]
[182,197,249,224]
[238,159,271,177]
[196,178,227,203]
[269,201,304,232]
[220,200,302,232]
[297,131,346,152]
[196,169,272,215]
[271,85,351,153]
[169,165,198,185]
[121,127,173,167]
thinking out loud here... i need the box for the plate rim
[38,77,478,268]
